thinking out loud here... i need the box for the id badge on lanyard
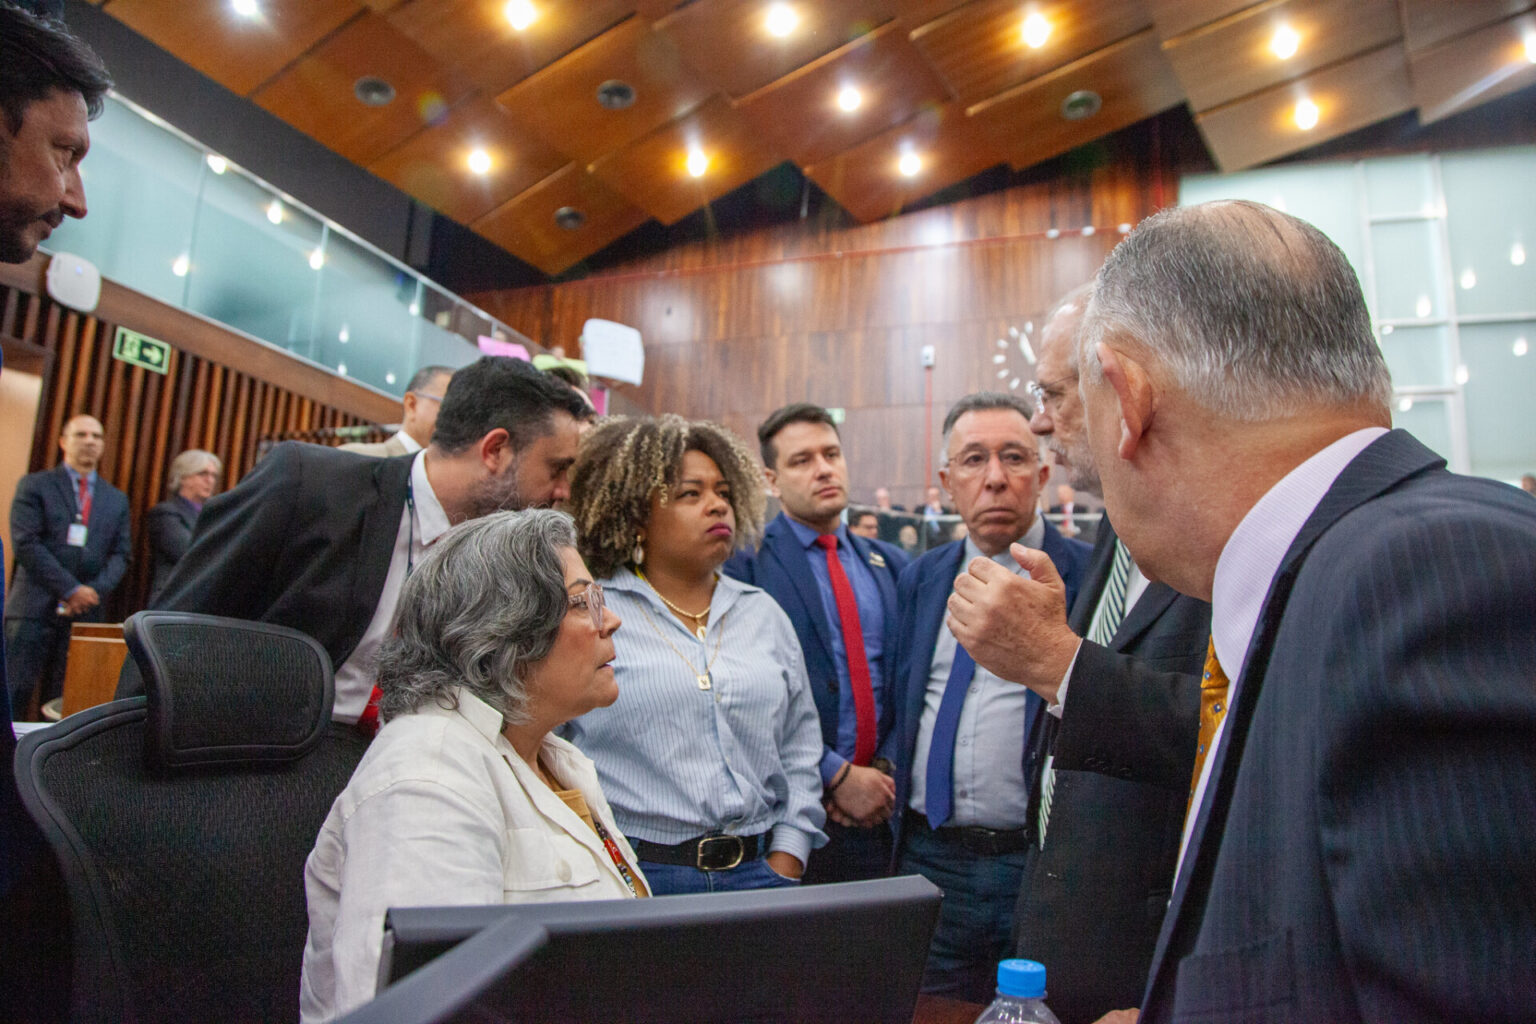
[67,519,89,547]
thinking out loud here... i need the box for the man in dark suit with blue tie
[890,392,1091,1004]
[5,414,131,718]
[724,403,908,883]
[961,201,1536,1023]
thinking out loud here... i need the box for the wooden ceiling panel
[656,0,899,99]
[1145,0,1258,41]
[473,164,649,276]
[589,97,787,225]
[1411,12,1536,123]
[736,24,953,167]
[367,95,567,224]
[1195,43,1412,170]
[970,30,1184,170]
[633,0,688,15]
[253,12,473,166]
[386,0,635,98]
[894,0,973,31]
[102,0,361,97]
[909,0,1152,106]
[1163,0,1401,113]
[804,102,1005,223]
[1399,0,1533,52]
[496,17,716,169]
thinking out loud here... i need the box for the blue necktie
[923,643,976,827]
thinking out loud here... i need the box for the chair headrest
[123,612,335,771]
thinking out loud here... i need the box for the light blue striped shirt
[560,568,827,865]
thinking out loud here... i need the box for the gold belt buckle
[695,834,745,870]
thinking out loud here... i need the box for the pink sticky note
[478,336,530,360]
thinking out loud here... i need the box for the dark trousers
[5,617,71,719]
[803,820,893,885]
[898,816,1027,1005]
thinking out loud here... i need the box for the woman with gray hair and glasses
[145,449,221,603]
[299,509,645,1024]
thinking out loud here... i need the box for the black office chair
[14,612,370,1024]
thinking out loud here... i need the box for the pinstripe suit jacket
[1140,429,1536,1023]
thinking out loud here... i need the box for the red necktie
[76,474,92,524]
[815,534,877,766]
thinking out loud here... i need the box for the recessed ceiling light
[1060,90,1101,120]
[1117,222,1132,234]
[339,325,350,343]
[337,362,347,376]
[171,255,190,277]
[898,151,922,177]
[765,3,798,38]
[554,206,587,231]
[504,0,537,31]
[596,80,636,110]
[1514,337,1529,357]
[385,372,397,386]
[1415,295,1432,318]
[1454,364,1470,385]
[230,0,260,19]
[1021,11,1051,49]
[1397,396,1413,412]
[1459,267,1477,290]
[354,76,397,107]
[1081,225,1095,236]
[1525,33,1536,63]
[266,200,284,225]
[467,148,492,175]
[1270,24,1300,60]
[837,85,862,112]
[1045,228,1060,239]
[1512,242,1527,266]
[309,248,325,270]
[205,154,228,174]
[408,302,421,316]
[1293,97,1319,130]
[686,147,709,178]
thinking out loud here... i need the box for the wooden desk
[60,623,128,716]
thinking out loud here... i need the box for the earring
[632,536,645,566]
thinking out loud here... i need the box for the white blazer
[299,686,643,1022]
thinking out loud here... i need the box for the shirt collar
[1211,427,1387,681]
[394,430,423,454]
[608,564,751,620]
[452,685,508,744]
[962,514,1044,570]
[785,515,846,551]
[411,452,453,548]
[63,464,97,487]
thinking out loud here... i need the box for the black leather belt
[909,812,1029,856]
[630,831,770,871]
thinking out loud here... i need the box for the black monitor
[376,875,942,1024]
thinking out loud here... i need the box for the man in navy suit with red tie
[890,392,1091,1004]
[725,403,908,884]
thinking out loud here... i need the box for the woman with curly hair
[561,415,826,894]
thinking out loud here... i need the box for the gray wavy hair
[375,508,576,724]
[165,449,221,496]
[1081,200,1391,420]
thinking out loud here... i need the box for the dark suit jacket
[118,442,411,697]
[1012,518,1208,1024]
[890,519,1091,852]
[145,496,200,604]
[1141,430,1536,1023]
[723,513,908,759]
[6,465,131,621]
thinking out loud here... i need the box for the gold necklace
[637,600,728,691]
[637,568,713,640]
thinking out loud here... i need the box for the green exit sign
[112,326,170,375]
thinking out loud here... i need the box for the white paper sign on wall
[580,319,644,385]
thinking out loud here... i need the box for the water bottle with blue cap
[974,959,1061,1024]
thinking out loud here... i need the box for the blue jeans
[637,854,802,895]
[897,819,1027,1005]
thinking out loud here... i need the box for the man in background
[725,404,908,884]
[339,365,453,458]
[848,509,881,540]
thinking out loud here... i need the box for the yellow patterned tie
[1188,637,1229,815]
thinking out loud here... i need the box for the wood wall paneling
[1160,0,1402,112]
[909,0,1153,106]
[656,0,899,100]
[1194,43,1413,170]
[495,16,717,169]
[1410,12,1536,124]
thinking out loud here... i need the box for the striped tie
[1037,538,1133,848]
[1188,637,1229,814]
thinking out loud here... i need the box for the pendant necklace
[636,599,728,692]
[637,568,714,640]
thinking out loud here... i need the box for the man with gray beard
[948,285,1210,1024]
[121,356,587,726]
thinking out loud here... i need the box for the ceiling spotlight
[1081,225,1095,236]
[408,302,421,316]
[992,353,1006,364]
[231,0,260,18]
[1415,295,1432,318]
[309,248,325,270]
[385,372,397,386]
[1511,242,1527,266]
[997,369,1009,380]
[339,325,350,343]
[1117,222,1132,234]
[205,154,228,174]
[354,76,397,107]
[837,85,862,112]
[686,147,709,178]
[467,148,492,175]
[337,362,347,376]
[1046,228,1060,239]
[1021,11,1051,49]
[898,151,922,177]
[1060,90,1101,121]
[1525,33,1536,63]
[1514,337,1529,357]
[1293,97,1319,130]
[554,206,587,231]
[765,3,798,38]
[504,0,537,31]
[171,255,190,278]
[266,200,284,225]
[1459,268,1477,290]
[1270,24,1300,60]
[596,80,636,110]
[1454,364,1470,385]
[1397,396,1413,413]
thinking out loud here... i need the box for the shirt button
[957,789,968,798]
[557,861,572,883]
[959,738,970,746]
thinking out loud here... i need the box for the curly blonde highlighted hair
[567,415,766,578]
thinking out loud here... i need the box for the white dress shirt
[908,518,1045,828]
[1176,427,1387,876]
[391,430,422,455]
[331,453,450,723]
[300,686,642,1023]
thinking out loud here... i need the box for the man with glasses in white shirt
[340,365,453,458]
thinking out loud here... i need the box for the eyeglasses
[411,391,444,404]
[568,581,606,630]
[1025,373,1078,416]
[945,447,1039,479]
